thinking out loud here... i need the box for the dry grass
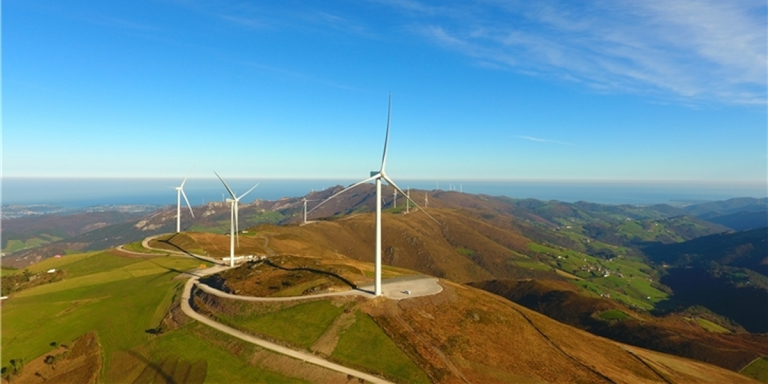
[363,282,758,384]
[2,332,102,384]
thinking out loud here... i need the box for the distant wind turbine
[309,94,438,296]
[393,190,397,208]
[425,192,429,208]
[215,172,258,268]
[406,187,410,214]
[175,174,194,233]
[302,197,319,224]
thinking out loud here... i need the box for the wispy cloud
[517,136,575,146]
[379,0,767,106]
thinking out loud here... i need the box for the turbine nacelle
[215,171,258,267]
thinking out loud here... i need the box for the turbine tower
[175,175,195,233]
[406,188,410,214]
[393,190,397,208]
[302,198,318,224]
[215,172,258,268]
[309,94,437,296]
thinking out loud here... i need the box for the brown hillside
[255,208,563,283]
[365,281,757,383]
[471,279,768,372]
[194,264,757,384]
[178,228,763,383]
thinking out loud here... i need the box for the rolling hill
[2,231,761,383]
[469,278,768,372]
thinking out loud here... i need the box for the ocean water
[1,178,766,207]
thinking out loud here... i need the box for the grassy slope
[217,300,346,349]
[193,289,430,384]
[741,357,768,384]
[332,311,430,384]
[1,252,302,383]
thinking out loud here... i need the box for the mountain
[644,227,768,273]
[469,279,768,372]
[4,195,767,382]
[700,210,768,231]
[6,233,756,383]
[683,197,768,217]
[642,228,768,333]
[1,211,146,253]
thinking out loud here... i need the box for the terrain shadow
[148,259,204,278]
[264,260,358,290]
[158,234,223,265]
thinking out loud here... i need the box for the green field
[740,357,768,383]
[3,235,62,253]
[1,252,301,383]
[121,241,164,254]
[598,309,630,321]
[694,318,731,334]
[332,311,430,384]
[217,300,346,349]
[526,242,667,310]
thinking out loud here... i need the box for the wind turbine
[175,175,195,233]
[406,187,410,213]
[214,172,259,268]
[425,192,429,208]
[309,94,438,296]
[302,198,319,224]
[393,190,398,208]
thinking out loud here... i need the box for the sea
[2,178,766,208]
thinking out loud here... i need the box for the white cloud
[382,0,767,106]
[517,136,575,146]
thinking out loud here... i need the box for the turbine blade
[380,93,392,173]
[214,171,237,199]
[181,189,195,218]
[308,175,377,215]
[181,165,195,188]
[237,183,259,200]
[382,175,440,224]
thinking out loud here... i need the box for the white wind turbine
[309,94,438,296]
[302,197,319,224]
[393,190,397,208]
[175,175,195,233]
[406,187,410,214]
[215,172,259,268]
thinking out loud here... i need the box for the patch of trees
[1,269,64,296]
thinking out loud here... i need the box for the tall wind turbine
[215,172,259,268]
[309,94,437,296]
[175,175,195,233]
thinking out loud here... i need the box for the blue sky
[3,0,767,188]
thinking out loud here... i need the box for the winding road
[130,233,443,383]
[180,266,395,384]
